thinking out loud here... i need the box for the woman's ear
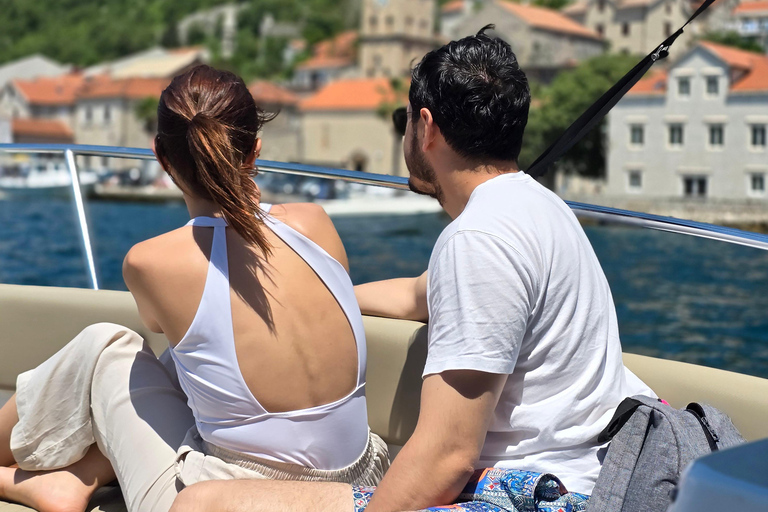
[152,136,170,173]
[245,138,262,168]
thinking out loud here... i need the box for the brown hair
[155,65,275,256]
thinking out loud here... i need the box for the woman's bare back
[123,203,358,413]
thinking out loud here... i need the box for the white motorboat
[0,160,98,199]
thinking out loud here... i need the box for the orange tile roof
[12,118,73,140]
[296,56,355,71]
[699,41,768,92]
[297,30,358,71]
[629,42,768,95]
[79,76,170,100]
[497,1,602,40]
[733,0,768,14]
[249,80,300,106]
[442,0,465,14]
[12,73,85,106]
[627,70,668,96]
[300,78,399,111]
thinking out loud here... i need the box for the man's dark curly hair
[409,25,530,163]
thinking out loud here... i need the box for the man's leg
[170,480,354,512]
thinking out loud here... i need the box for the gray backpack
[586,395,745,512]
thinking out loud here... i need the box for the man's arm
[365,370,507,512]
[354,271,428,322]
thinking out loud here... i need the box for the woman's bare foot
[0,445,115,512]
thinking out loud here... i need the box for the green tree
[701,31,764,53]
[135,97,159,134]
[519,53,640,179]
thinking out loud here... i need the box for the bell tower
[358,0,438,78]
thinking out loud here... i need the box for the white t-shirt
[424,171,654,495]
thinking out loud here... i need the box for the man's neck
[439,161,520,219]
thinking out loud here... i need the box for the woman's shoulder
[123,227,199,285]
[268,203,349,272]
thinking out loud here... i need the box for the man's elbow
[437,447,480,501]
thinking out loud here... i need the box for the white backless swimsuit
[169,205,369,470]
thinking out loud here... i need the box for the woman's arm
[122,243,164,333]
[354,271,428,322]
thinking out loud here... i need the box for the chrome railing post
[64,149,99,290]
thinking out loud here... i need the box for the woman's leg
[0,395,19,467]
[1,323,194,512]
[0,445,114,512]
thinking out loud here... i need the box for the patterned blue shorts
[352,468,589,512]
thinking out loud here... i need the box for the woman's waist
[197,390,370,470]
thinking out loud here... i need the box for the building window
[628,170,643,191]
[751,124,767,148]
[669,124,684,146]
[665,22,672,37]
[420,19,430,30]
[706,76,719,96]
[683,176,707,197]
[85,106,93,124]
[598,0,606,12]
[750,173,765,195]
[405,16,414,28]
[386,15,394,29]
[369,15,378,31]
[709,124,724,147]
[630,124,644,146]
[596,24,604,37]
[622,23,630,36]
[104,105,111,124]
[677,77,690,97]
[666,1,672,14]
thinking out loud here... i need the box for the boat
[0,158,98,199]
[0,143,767,512]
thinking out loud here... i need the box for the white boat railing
[2,143,768,290]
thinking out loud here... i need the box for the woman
[0,65,387,512]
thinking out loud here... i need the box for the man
[171,26,653,512]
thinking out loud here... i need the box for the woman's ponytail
[155,65,275,257]
[186,112,270,256]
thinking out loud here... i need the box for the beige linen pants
[10,323,389,512]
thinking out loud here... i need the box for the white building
[606,41,768,200]
[725,0,768,50]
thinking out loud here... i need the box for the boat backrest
[1,284,766,444]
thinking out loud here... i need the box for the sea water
[1,198,767,379]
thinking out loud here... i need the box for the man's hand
[354,271,428,322]
[365,370,507,512]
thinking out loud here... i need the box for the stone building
[249,80,302,163]
[358,0,439,78]
[299,77,405,176]
[292,31,359,91]
[606,41,768,200]
[445,0,604,82]
[74,76,169,170]
[562,0,696,54]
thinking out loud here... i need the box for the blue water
[2,198,767,379]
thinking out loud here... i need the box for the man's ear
[420,108,439,152]
[246,138,262,168]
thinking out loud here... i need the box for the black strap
[526,0,719,179]
[597,397,644,443]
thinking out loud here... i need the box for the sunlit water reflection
[2,199,766,378]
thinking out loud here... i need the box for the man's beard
[405,134,444,205]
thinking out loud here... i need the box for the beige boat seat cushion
[1,284,767,511]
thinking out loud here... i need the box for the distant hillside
[0,0,357,76]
